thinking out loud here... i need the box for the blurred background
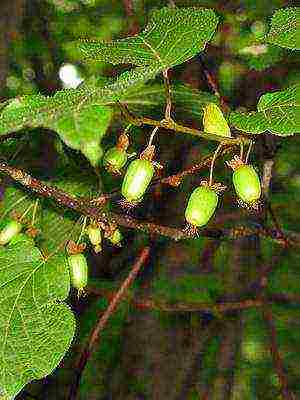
[0,0,299,399]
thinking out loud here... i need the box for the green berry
[0,219,23,245]
[68,253,88,292]
[87,225,102,252]
[203,103,231,137]
[121,159,155,203]
[233,165,261,203]
[103,147,128,172]
[185,186,218,227]
[109,229,123,246]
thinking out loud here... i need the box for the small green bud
[0,219,23,245]
[185,186,218,227]
[233,165,261,204]
[121,159,155,203]
[203,103,231,137]
[108,229,123,246]
[87,225,102,253]
[68,253,88,293]
[103,147,128,173]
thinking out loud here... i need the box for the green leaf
[0,93,112,167]
[229,85,300,135]
[0,167,98,254]
[54,104,112,167]
[121,83,219,119]
[265,7,299,50]
[0,8,218,150]
[0,241,75,399]
[79,7,219,72]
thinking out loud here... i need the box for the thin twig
[267,203,290,248]
[163,69,172,120]
[159,144,234,186]
[198,54,228,112]
[118,102,250,145]
[262,306,296,400]
[87,287,300,314]
[68,246,150,400]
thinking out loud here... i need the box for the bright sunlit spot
[59,63,83,89]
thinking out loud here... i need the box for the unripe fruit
[103,147,128,173]
[233,165,261,204]
[108,228,123,246]
[87,225,102,253]
[185,186,218,227]
[203,103,231,137]
[68,253,88,293]
[0,219,23,245]
[121,159,155,203]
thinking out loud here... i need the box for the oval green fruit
[121,159,155,202]
[87,225,102,253]
[185,186,218,227]
[103,147,128,172]
[203,103,231,137]
[0,219,23,245]
[233,165,261,203]
[68,253,88,291]
[109,228,123,246]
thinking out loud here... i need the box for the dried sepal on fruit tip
[226,155,245,171]
[66,240,86,256]
[68,253,88,294]
[116,133,130,151]
[203,103,231,137]
[185,183,219,228]
[0,219,23,245]
[140,145,155,162]
[199,180,227,194]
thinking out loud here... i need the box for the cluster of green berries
[66,224,123,294]
[103,105,261,230]
[185,158,261,229]
[102,104,261,231]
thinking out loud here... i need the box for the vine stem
[245,140,253,164]
[209,143,222,186]
[118,102,250,145]
[68,246,150,400]
[148,126,159,147]
[87,288,300,314]
[262,305,296,400]
[163,68,172,120]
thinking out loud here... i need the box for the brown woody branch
[0,161,299,246]
[262,306,296,400]
[87,286,300,314]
